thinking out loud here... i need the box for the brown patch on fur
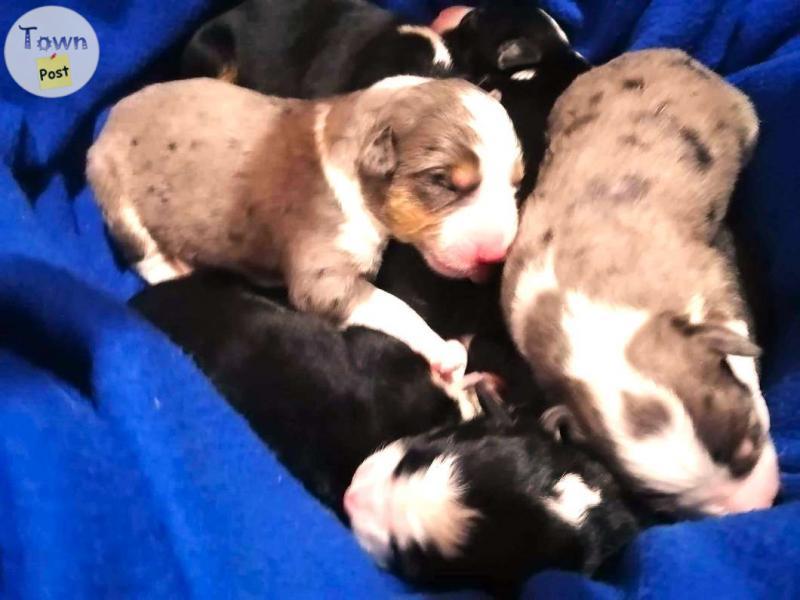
[622,78,645,91]
[218,62,238,83]
[626,312,760,471]
[623,392,671,438]
[563,113,598,136]
[511,160,525,187]
[522,292,569,388]
[451,160,481,193]
[679,127,713,171]
[385,189,440,243]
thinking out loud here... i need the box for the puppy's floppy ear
[689,323,761,357]
[497,39,543,71]
[540,404,586,443]
[358,125,397,180]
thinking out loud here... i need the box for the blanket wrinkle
[0,0,798,597]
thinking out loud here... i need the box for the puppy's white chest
[327,168,386,272]
[315,106,387,273]
[334,184,386,273]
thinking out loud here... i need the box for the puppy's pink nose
[475,238,510,264]
[715,442,780,514]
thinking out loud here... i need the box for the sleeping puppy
[129,271,479,512]
[183,0,589,358]
[87,76,523,380]
[130,272,637,587]
[180,0,454,97]
[376,4,589,354]
[502,49,780,516]
[345,401,639,586]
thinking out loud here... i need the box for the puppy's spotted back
[543,48,759,242]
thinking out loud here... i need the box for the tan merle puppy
[88,76,523,379]
[502,49,779,515]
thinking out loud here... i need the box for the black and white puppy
[130,272,638,586]
[345,404,639,586]
[181,0,454,97]
[129,271,473,513]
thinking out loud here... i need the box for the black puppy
[130,271,477,513]
[130,273,638,587]
[443,5,590,197]
[181,0,453,97]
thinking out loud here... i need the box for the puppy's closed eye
[426,164,481,195]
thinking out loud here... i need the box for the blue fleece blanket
[0,0,798,597]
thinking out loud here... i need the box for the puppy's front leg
[347,286,467,381]
[289,267,466,380]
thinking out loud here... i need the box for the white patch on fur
[136,254,191,284]
[687,293,706,324]
[389,455,478,558]
[509,249,558,349]
[346,441,407,565]
[538,8,569,43]
[560,292,730,506]
[346,287,459,373]
[118,204,157,255]
[432,88,521,269]
[346,443,477,565]
[369,74,431,91]
[545,473,601,526]
[397,25,453,67]
[314,104,386,273]
[511,69,538,81]
[725,320,770,429]
[118,204,192,284]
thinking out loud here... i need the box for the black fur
[384,410,640,588]
[181,0,444,97]
[129,271,462,514]
[443,5,591,197]
[130,273,638,587]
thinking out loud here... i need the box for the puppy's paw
[431,339,468,383]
